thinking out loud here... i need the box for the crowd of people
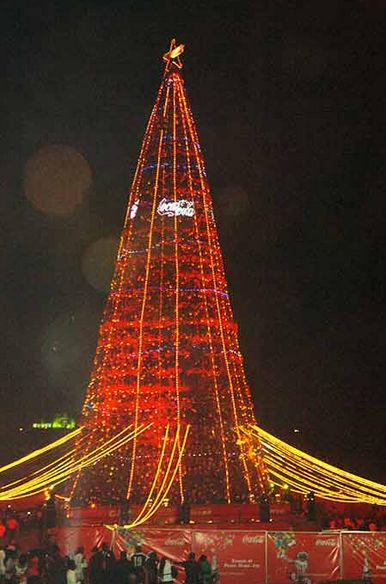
[0,508,54,542]
[0,517,20,545]
[322,513,386,531]
[0,542,218,584]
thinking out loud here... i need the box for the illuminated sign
[157,198,195,217]
[32,414,76,430]
[129,199,139,219]
[128,198,195,219]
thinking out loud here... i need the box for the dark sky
[1,1,386,480]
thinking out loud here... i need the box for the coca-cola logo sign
[157,198,195,217]
[242,535,264,545]
[129,199,139,219]
[315,538,337,546]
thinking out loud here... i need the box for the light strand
[176,79,231,503]
[243,425,386,504]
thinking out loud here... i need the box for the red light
[70,42,267,507]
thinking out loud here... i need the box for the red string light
[71,43,266,505]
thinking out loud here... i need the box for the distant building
[32,413,76,430]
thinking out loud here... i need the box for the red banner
[48,526,386,582]
[342,532,386,582]
[114,527,192,583]
[267,532,340,583]
[193,529,265,584]
[114,527,191,560]
[55,526,112,556]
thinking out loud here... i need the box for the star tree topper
[163,39,185,71]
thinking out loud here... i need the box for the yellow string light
[0,427,82,475]
[131,425,171,524]
[180,84,253,497]
[0,431,129,499]
[176,81,231,503]
[127,123,165,500]
[243,425,386,505]
[172,76,184,503]
[129,426,181,526]
[133,425,190,526]
[0,425,149,501]
[114,424,190,529]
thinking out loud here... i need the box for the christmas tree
[71,40,266,506]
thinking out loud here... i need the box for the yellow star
[163,38,185,71]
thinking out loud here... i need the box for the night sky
[1,1,385,480]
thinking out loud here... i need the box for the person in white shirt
[15,554,28,584]
[211,553,219,583]
[74,547,87,583]
[67,559,77,584]
[158,557,176,583]
[0,549,6,578]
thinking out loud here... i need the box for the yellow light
[179,82,256,497]
[177,81,231,503]
[119,424,190,529]
[0,427,82,475]
[0,425,150,501]
[172,78,184,503]
[243,425,386,505]
[127,121,165,500]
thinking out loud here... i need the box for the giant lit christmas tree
[71,41,266,506]
[2,41,386,514]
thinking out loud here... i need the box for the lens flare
[24,145,92,215]
[81,236,119,292]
